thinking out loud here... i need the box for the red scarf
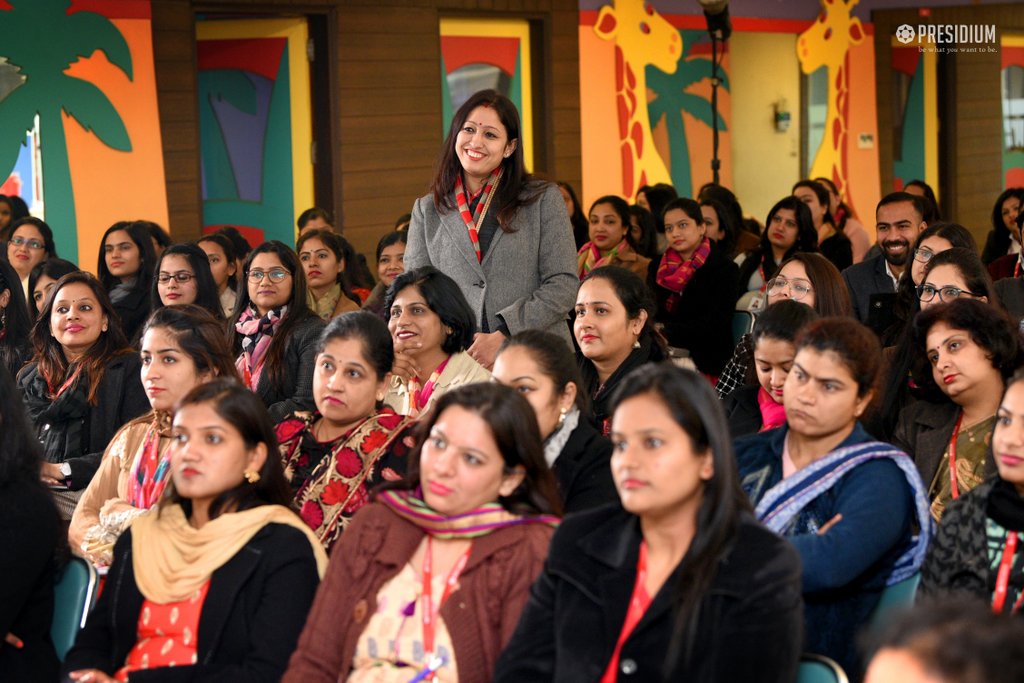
[757,386,787,432]
[656,237,711,312]
[454,168,502,262]
[577,239,633,279]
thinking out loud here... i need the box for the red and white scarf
[655,237,711,312]
[454,168,503,262]
[234,304,286,390]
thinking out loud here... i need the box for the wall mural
[1003,35,1024,189]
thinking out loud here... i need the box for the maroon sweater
[282,501,554,683]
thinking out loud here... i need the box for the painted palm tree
[0,0,133,258]
[647,29,729,197]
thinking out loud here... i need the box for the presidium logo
[895,23,997,52]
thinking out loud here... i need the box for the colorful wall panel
[891,44,938,196]
[1003,35,1024,189]
[0,0,168,268]
[196,18,313,246]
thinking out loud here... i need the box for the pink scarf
[655,237,711,312]
[234,304,286,390]
[757,387,787,432]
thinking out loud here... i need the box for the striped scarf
[454,168,502,262]
[377,488,559,539]
[656,236,711,312]
[577,239,633,280]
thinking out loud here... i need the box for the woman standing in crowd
[362,231,407,319]
[7,217,57,297]
[0,365,61,682]
[895,299,1020,520]
[557,180,589,251]
[283,383,561,683]
[496,364,803,683]
[918,372,1024,612]
[575,266,667,434]
[277,312,413,551]
[69,306,238,565]
[578,195,650,280]
[492,330,617,513]
[97,220,157,342]
[736,196,818,300]
[724,300,819,438]
[0,259,32,378]
[63,380,327,682]
[297,228,362,320]
[793,180,852,272]
[28,257,79,319]
[383,267,489,418]
[231,241,325,421]
[405,89,578,367]
[649,197,739,379]
[627,204,660,260]
[981,187,1024,266]
[815,176,870,264]
[735,318,931,678]
[717,252,851,399]
[150,243,224,320]
[20,272,147,512]
[197,233,239,317]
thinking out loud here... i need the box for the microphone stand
[709,28,723,186]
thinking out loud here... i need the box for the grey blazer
[405,182,578,344]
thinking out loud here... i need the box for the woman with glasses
[97,220,158,342]
[150,243,225,321]
[648,198,738,379]
[231,241,326,421]
[894,298,1021,520]
[6,217,57,298]
[716,252,852,399]
[735,197,819,303]
[916,248,998,312]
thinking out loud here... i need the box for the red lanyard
[758,264,768,293]
[993,531,1024,614]
[948,412,964,500]
[421,536,471,672]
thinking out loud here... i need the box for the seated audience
[815,176,871,264]
[649,197,739,378]
[143,221,171,257]
[231,241,326,421]
[492,329,617,512]
[382,266,489,417]
[917,248,998,312]
[63,380,327,682]
[636,183,677,251]
[575,266,667,434]
[297,206,333,234]
[699,195,754,260]
[97,221,157,342]
[277,312,413,551]
[362,230,407,320]
[735,196,818,302]
[282,383,561,683]
[578,195,650,280]
[28,257,79,319]
[994,211,1024,323]
[794,179,852,271]
[904,179,942,223]
[0,258,32,379]
[918,373,1024,613]
[297,228,361,320]
[0,364,61,682]
[627,203,660,259]
[981,187,1024,267]
[895,299,1019,521]
[69,306,238,565]
[724,300,819,438]
[197,233,239,317]
[7,217,57,297]
[495,364,803,683]
[150,243,224,321]
[557,180,589,251]
[735,318,931,678]
[20,272,147,510]
[216,226,251,282]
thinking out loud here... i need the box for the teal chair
[868,572,921,635]
[51,556,99,661]
[732,310,755,347]
[797,653,849,683]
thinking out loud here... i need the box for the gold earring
[243,469,261,484]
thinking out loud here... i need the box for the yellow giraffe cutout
[798,0,864,203]
[595,0,680,199]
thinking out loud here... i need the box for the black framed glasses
[10,236,44,250]
[916,283,982,303]
[912,248,937,264]
[157,272,196,284]
[247,268,289,283]
[765,276,814,301]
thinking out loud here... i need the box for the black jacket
[250,314,326,422]
[648,242,739,376]
[892,398,997,490]
[723,384,763,438]
[112,284,152,344]
[841,255,898,336]
[494,505,803,683]
[62,522,321,682]
[0,482,61,682]
[19,354,148,489]
[552,420,618,514]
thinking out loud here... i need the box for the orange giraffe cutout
[595,0,680,199]
[798,0,864,206]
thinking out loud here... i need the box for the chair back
[51,556,99,660]
[797,653,849,683]
[868,572,921,634]
[732,310,756,346]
